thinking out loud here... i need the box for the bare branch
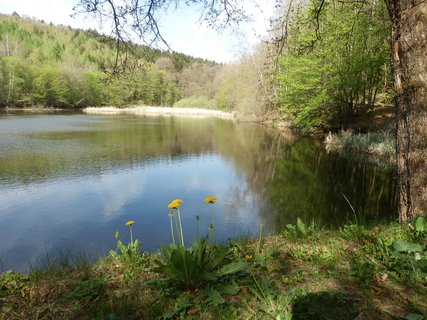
[73,0,248,72]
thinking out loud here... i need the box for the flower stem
[196,215,200,241]
[177,208,185,247]
[169,211,176,246]
[210,204,215,244]
[174,210,181,246]
[256,223,264,256]
[130,226,133,244]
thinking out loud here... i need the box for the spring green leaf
[218,261,246,276]
[393,240,424,253]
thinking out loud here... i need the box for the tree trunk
[388,0,427,220]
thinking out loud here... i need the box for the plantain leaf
[404,313,424,320]
[204,288,225,305]
[218,261,246,276]
[415,217,427,233]
[393,240,424,253]
[216,282,240,295]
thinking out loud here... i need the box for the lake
[0,112,397,272]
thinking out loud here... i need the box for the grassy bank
[325,130,396,167]
[1,217,426,320]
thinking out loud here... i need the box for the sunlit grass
[173,96,219,110]
[325,130,396,167]
[1,199,426,319]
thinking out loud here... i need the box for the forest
[0,0,393,131]
[0,12,222,109]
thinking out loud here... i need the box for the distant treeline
[0,0,394,130]
[0,13,221,109]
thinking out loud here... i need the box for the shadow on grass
[292,290,359,320]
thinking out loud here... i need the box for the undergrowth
[1,217,426,319]
[325,130,396,167]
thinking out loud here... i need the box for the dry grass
[325,130,396,166]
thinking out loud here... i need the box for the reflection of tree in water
[217,125,397,229]
[0,115,226,185]
[0,114,397,228]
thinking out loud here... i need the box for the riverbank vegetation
[1,215,426,319]
[0,2,393,130]
[325,130,396,167]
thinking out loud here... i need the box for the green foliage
[339,224,372,242]
[392,239,427,283]
[0,271,28,296]
[1,221,426,319]
[0,14,217,108]
[347,221,427,286]
[64,276,109,302]
[173,96,218,109]
[404,311,427,320]
[325,130,396,167]
[283,218,322,241]
[248,276,297,320]
[109,237,148,282]
[413,216,427,242]
[110,239,142,261]
[415,217,427,233]
[228,236,280,270]
[278,55,331,128]
[277,0,391,129]
[154,238,246,292]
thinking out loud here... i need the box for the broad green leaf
[218,261,246,276]
[404,313,424,320]
[217,282,240,295]
[200,272,218,281]
[415,217,427,233]
[204,288,225,305]
[393,240,424,253]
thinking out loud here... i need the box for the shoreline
[82,106,235,119]
[1,220,424,319]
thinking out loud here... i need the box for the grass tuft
[325,130,396,167]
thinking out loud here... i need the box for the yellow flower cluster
[168,199,183,209]
[204,196,217,204]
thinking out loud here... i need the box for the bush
[173,96,218,109]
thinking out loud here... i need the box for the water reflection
[0,113,396,272]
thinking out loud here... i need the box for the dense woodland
[0,0,392,131]
[276,0,392,129]
[0,13,222,109]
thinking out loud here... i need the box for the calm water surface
[0,112,397,272]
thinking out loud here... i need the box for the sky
[0,0,276,63]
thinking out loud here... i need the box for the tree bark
[388,0,427,220]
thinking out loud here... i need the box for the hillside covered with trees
[0,13,223,109]
[1,0,393,131]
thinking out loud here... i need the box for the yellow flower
[245,255,253,262]
[168,199,182,209]
[115,231,120,240]
[204,196,217,204]
[126,220,135,227]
